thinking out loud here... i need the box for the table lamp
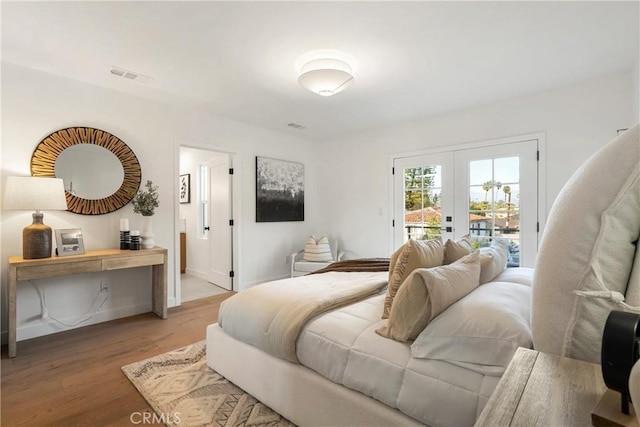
[3,176,68,259]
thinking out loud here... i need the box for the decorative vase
[140,216,156,249]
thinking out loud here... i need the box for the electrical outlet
[100,280,110,293]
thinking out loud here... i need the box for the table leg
[151,256,167,319]
[8,266,17,357]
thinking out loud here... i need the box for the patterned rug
[122,341,295,427]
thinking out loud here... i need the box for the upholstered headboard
[532,124,640,364]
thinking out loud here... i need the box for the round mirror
[54,144,125,200]
[31,127,141,215]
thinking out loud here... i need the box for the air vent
[110,66,152,84]
[287,123,306,130]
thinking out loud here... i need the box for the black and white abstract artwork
[256,156,304,222]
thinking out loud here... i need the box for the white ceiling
[2,1,638,140]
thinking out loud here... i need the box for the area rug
[122,341,295,427]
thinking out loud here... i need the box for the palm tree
[482,181,493,201]
[503,185,512,227]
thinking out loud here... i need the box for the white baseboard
[184,268,207,280]
[240,274,289,291]
[16,302,153,342]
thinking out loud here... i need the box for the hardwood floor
[1,292,234,426]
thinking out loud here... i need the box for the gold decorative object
[30,127,141,215]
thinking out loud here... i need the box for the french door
[393,139,539,267]
[394,152,455,244]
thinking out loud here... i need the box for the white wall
[1,62,319,342]
[317,70,638,259]
[633,61,640,122]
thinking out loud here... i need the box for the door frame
[389,132,546,257]
[174,140,241,306]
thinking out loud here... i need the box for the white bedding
[208,269,534,426]
[219,271,388,363]
[297,293,501,426]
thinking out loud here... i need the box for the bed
[207,125,640,426]
[207,262,534,426]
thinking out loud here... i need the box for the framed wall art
[55,228,85,256]
[256,156,304,222]
[179,173,190,204]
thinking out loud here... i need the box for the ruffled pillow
[382,238,444,319]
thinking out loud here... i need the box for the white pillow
[411,281,532,368]
[493,267,534,288]
[302,235,333,262]
[478,239,509,284]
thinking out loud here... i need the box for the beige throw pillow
[302,235,333,262]
[444,234,473,264]
[377,251,481,342]
[382,238,443,319]
[479,239,509,284]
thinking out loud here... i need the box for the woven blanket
[310,258,390,275]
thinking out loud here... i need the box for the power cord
[30,280,109,327]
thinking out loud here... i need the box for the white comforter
[297,293,503,426]
[219,271,388,363]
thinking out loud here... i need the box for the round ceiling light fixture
[297,56,354,97]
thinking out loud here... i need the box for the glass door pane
[455,139,538,267]
[394,153,453,249]
[468,158,521,266]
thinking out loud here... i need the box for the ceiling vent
[287,123,306,130]
[110,66,152,84]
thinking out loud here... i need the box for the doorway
[178,146,235,303]
[393,137,541,268]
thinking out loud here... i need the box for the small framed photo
[179,173,191,204]
[55,228,85,256]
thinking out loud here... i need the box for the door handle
[440,226,452,232]
[204,227,210,231]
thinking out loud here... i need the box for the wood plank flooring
[1,292,234,426]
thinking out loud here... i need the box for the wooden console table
[7,247,168,358]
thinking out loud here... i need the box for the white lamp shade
[3,176,68,211]
[298,58,354,96]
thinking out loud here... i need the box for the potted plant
[132,180,159,248]
[132,180,159,216]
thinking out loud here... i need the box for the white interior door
[393,138,539,267]
[207,155,233,290]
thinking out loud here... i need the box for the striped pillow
[302,235,334,262]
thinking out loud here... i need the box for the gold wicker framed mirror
[31,127,141,215]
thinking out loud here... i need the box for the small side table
[476,347,638,427]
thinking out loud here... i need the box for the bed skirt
[206,323,425,427]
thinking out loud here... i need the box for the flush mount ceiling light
[297,57,354,97]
